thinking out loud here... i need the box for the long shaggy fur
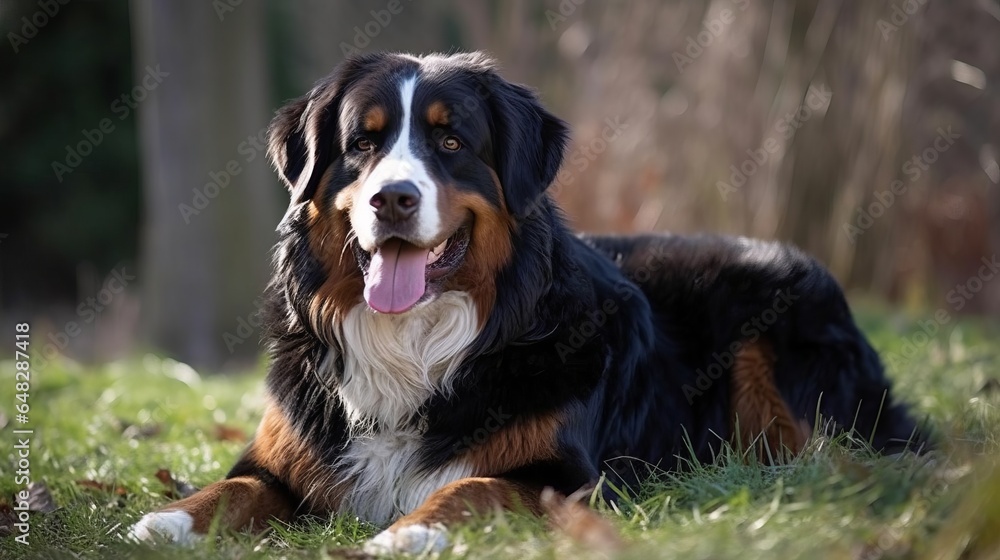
[131,52,927,550]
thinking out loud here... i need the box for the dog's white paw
[364,523,449,556]
[127,511,200,545]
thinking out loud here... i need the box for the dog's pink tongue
[364,238,430,314]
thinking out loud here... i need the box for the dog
[129,51,924,554]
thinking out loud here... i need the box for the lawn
[2,308,1000,559]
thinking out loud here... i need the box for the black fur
[236,52,925,519]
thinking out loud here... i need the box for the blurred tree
[528,0,999,313]
[131,0,280,369]
[2,0,997,369]
[0,1,139,310]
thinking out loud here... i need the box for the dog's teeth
[426,240,448,265]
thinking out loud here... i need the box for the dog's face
[269,52,568,325]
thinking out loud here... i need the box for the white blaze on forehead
[355,74,441,247]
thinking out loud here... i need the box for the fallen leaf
[155,469,199,499]
[154,469,172,485]
[27,482,57,513]
[0,503,16,537]
[214,424,248,442]
[540,486,623,553]
[76,479,128,496]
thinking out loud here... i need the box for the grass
[2,309,1000,559]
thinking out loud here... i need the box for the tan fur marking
[540,488,624,552]
[153,403,342,536]
[162,476,294,534]
[438,174,514,327]
[244,403,346,512]
[306,169,364,342]
[317,157,512,329]
[426,101,449,126]
[389,477,544,529]
[363,106,387,132]
[463,412,562,476]
[730,340,810,460]
[388,477,623,552]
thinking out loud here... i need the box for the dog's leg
[130,402,338,544]
[364,477,539,554]
[730,339,810,461]
[128,476,295,544]
[364,477,621,555]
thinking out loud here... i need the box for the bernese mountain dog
[130,51,924,554]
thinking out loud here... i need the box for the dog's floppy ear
[267,94,317,204]
[268,59,368,211]
[486,76,570,219]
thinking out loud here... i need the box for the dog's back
[584,232,924,471]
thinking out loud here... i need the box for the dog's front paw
[128,511,200,545]
[363,523,449,556]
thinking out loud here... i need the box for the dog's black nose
[370,181,421,223]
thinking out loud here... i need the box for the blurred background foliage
[0,0,997,370]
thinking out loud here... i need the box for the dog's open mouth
[353,227,471,314]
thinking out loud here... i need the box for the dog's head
[269,52,568,327]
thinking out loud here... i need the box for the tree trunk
[131,0,280,370]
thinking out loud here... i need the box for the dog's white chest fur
[329,291,479,524]
[339,429,474,525]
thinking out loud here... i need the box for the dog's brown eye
[354,138,373,152]
[441,136,461,151]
